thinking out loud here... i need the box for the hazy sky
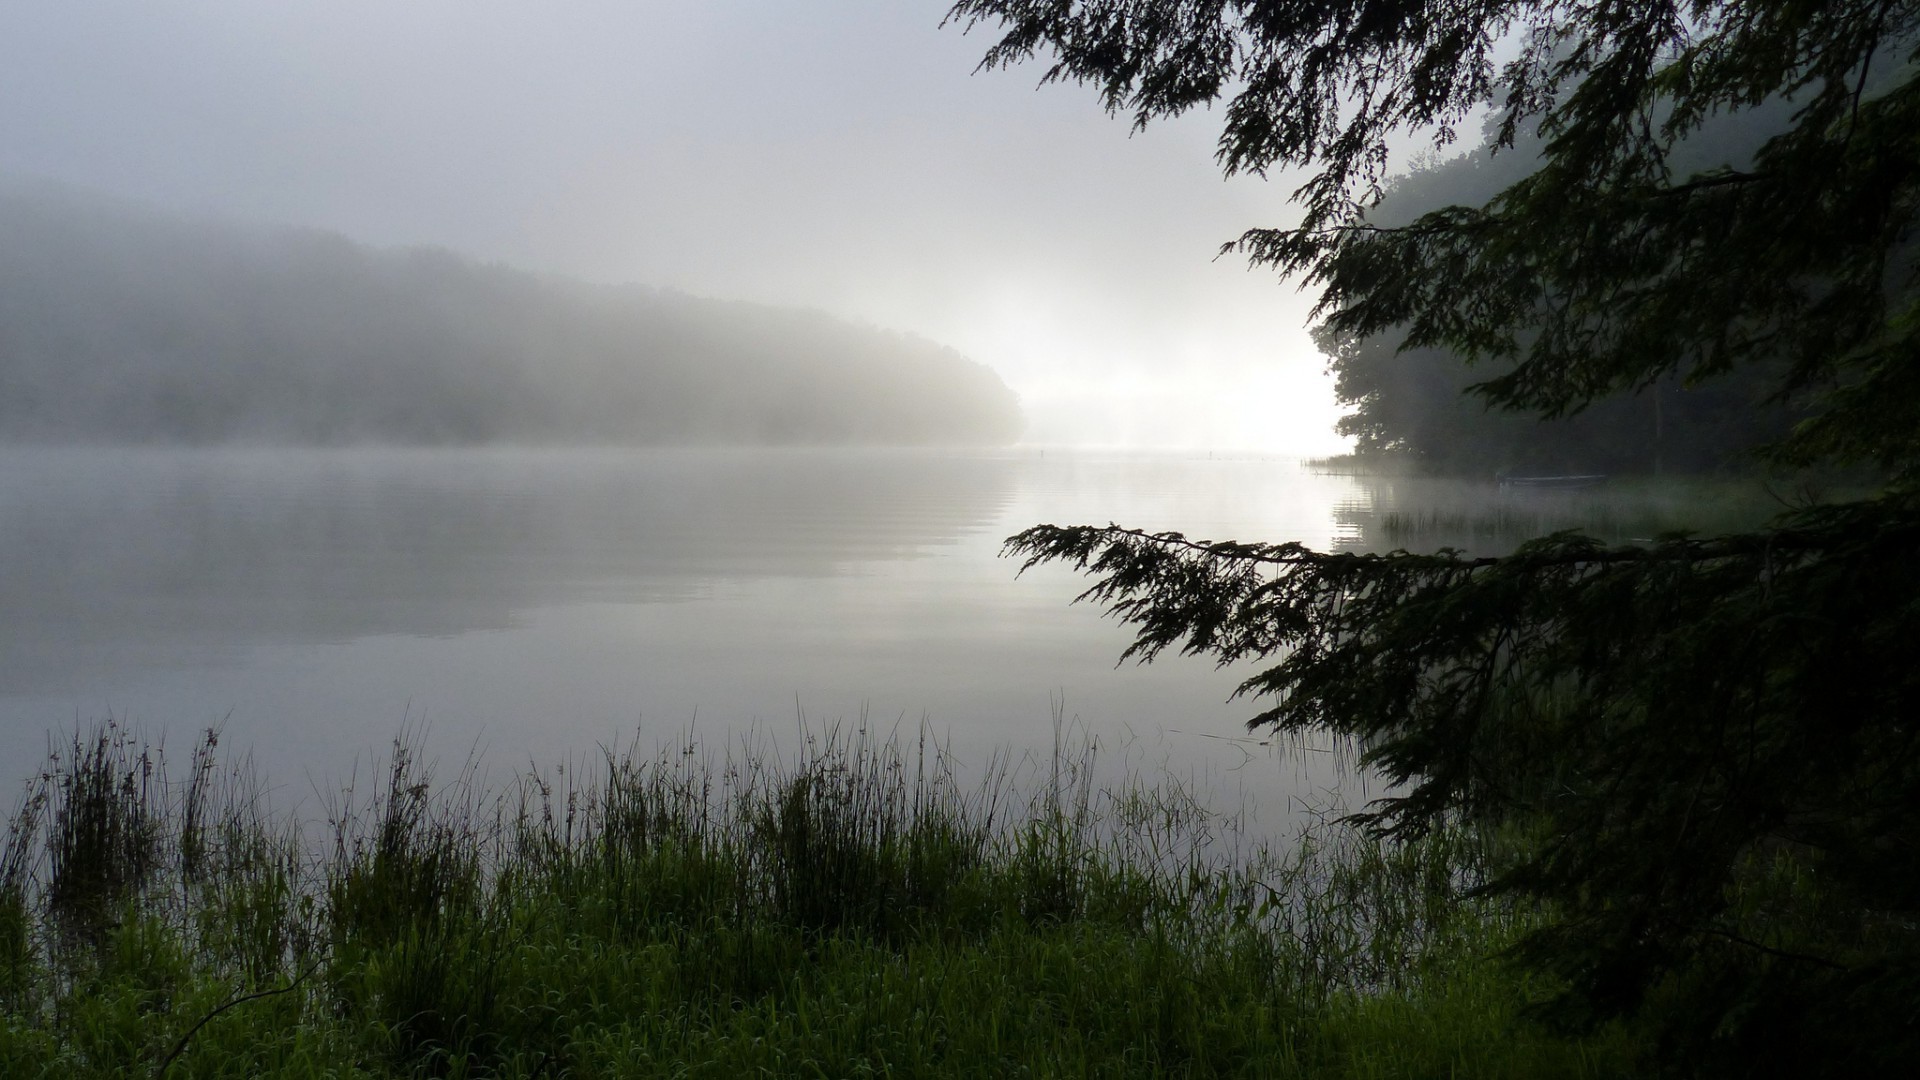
[0,0,1347,452]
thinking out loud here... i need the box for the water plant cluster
[0,723,1630,1077]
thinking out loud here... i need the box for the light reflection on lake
[12,446,1752,832]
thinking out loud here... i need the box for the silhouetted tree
[952,1,1920,1071]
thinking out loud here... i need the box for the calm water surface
[4,446,1752,830]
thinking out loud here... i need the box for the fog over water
[0,1,1343,452]
[0,448,1374,827]
[0,4,1369,821]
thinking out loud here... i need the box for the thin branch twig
[156,961,321,1077]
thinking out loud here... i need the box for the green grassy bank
[0,725,1630,1078]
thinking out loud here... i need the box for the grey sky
[0,0,1345,451]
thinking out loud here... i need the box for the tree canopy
[951,1,1920,1072]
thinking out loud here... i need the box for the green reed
[0,722,1634,1078]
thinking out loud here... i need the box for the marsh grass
[0,722,1634,1077]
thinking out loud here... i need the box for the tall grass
[0,722,1633,1077]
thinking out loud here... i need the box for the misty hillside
[1322,102,1810,476]
[0,182,1023,446]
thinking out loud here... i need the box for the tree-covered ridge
[1320,319,1799,474]
[954,1,1920,1072]
[0,181,1023,447]
[1320,114,1805,474]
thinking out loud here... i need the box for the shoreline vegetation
[0,722,1634,1077]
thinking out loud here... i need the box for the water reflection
[5,448,1783,818]
[0,447,1016,696]
[0,447,1376,832]
[1329,472,1784,555]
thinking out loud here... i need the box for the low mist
[0,181,1021,447]
[0,0,1346,453]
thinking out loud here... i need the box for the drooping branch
[1005,494,1920,822]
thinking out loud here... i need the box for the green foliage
[326,743,486,951]
[0,724,1636,1077]
[44,727,164,944]
[750,729,995,939]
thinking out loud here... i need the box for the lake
[0,446,1774,832]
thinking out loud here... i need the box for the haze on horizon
[0,0,1348,455]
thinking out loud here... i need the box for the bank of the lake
[1,451,1803,1076]
[0,725,1633,1078]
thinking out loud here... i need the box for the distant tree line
[1322,103,1814,476]
[0,181,1023,447]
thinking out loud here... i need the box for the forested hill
[1322,106,1806,476]
[0,182,1023,447]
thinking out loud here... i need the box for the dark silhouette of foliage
[1007,504,1920,1070]
[1318,118,1805,474]
[951,0,1920,477]
[1319,318,1800,475]
[955,1,1920,1070]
